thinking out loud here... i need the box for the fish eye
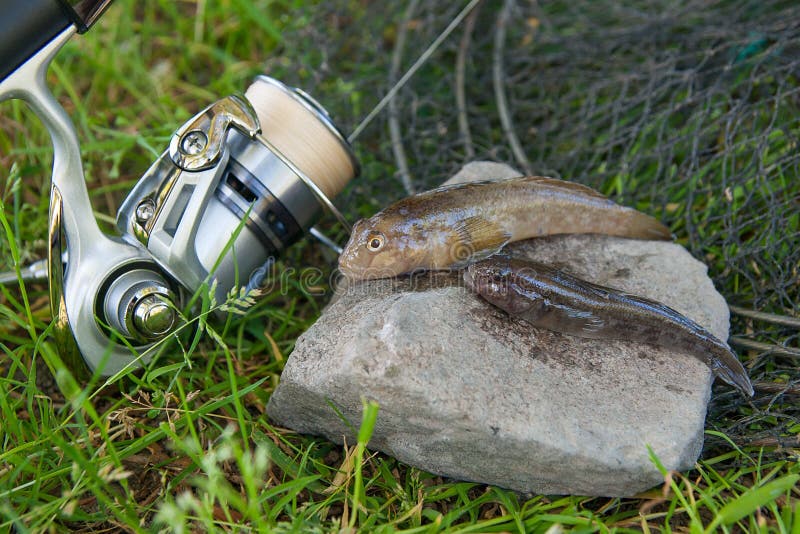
[365,233,385,252]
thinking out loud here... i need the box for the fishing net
[269,0,800,449]
[0,0,796,452]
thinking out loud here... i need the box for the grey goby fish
[338,176,672,280]
[463,257,754,396]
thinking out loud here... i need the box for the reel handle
[0,26,170,377]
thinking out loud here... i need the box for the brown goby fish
[463,256,754,396]
[338,176,671,280]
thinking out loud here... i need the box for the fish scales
[339,176,671,280]
[463,256,754,396]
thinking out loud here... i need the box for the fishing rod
[0,0,481,377]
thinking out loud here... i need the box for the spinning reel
[0,1,358,376]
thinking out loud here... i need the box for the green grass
[0,1,798,532]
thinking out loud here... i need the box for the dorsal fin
[424,176,610,201]
[518,176,610,200]
[424,179,501,195]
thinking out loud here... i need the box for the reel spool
[245,77,354,200]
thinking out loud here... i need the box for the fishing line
[348,0,484,143]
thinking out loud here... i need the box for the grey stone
[443,160,523,185]
[267,162,727,496]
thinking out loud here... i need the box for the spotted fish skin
[338,176,672,280]
[463,256,754,396]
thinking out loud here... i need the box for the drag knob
[100,266,178,344]
[132,294,176,339]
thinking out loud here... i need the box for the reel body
[0,20,357,376]
[118,79,356,313]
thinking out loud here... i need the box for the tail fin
[712,350,754,397]
[619,208,673,241]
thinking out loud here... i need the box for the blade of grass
[350,398,380,529]
[705,474,799,532]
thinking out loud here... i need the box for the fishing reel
[0,2,358,376]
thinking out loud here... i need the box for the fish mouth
[463,264,479,292]
[338,246,403,281]
[463,264,504,297]
[337,249,387,280]
[462,265,500,296]
[337,255,367,280]
[337,219,375,280]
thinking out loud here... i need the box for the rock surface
[442,160,523,185]
[267,161,729,496]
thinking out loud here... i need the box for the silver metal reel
[117,77,357,313]
[0,32,357,378]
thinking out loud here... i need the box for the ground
[0,1,798,532]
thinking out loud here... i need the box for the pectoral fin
[533,301,607,338]
[450,216,512,267]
